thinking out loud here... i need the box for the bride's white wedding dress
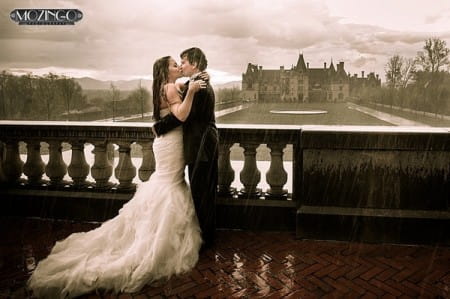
[28,108,202,298]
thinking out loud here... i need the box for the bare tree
[416,38,450,114]
[400,58,416,89]
[57,76,85,120]
[139,80,144,119]
[416,37,450,74]
[0,71,10,118]
[109,83,120,121]
[385,55,403,89]
[35,73,58,120]
[58,77,76,120]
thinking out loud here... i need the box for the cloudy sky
[1,0,450,84]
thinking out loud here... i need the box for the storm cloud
[1,0,449,83]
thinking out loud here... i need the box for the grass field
[216,102,391,125]
[364,103,450,127]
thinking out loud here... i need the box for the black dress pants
[188,158,218,246]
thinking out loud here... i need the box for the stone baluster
[138,141,155,182]
[45,141,67,186]
[91,141,113,189]
[266,143,288,199]
[218,142,235,196]
[68,141,90,187]
[107,143,115,165]
[239,143,261,198]
[23,141,45,186]
[115,141,136,190]
[3,141,23,183]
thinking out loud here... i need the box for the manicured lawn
[364,103,450,127]
[216,102,391,125]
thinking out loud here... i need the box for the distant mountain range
[214,80,241,90]
[75,77,241,91]
[74,77,152,90]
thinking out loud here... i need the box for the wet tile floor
[0,217,449,298]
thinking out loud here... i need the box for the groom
[152,47,218,249]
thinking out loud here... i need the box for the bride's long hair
[152,56,171,121]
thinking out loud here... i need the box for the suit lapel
[182,81,189,100]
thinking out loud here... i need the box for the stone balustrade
[0,121,298,199]
[0,122,154,191]
[1,121,449,243]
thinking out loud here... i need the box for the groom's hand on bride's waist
[151,126,158,137]
[152,113,184,136]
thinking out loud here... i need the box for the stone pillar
[218,142,235,196]
[138,141,155,182]
[3,141,23,183]
[45,141,67,186]
[68,141,90,187]
[266,143,288,199]
[115,141,136,190]
[23,141,45,186]
[239,143,261,198]
[91,141,113,188]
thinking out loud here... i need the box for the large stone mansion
[241,54,381,102]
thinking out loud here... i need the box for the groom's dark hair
[180,47,208,71]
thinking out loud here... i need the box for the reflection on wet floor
[1,217,449,298]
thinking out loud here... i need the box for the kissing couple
[28,47,219,298]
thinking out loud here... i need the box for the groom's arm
[152,113,183,136]
[152,76,209,136]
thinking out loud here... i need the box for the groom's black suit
[152,78,218,246]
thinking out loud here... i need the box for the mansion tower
[242,54,380,103]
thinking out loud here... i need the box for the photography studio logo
[10,9,83,25]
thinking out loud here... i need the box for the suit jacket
[152,79,218,165]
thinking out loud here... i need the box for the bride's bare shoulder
[164,83,182,104]
[164,82,176,90]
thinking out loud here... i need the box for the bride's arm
[165,81,205,122]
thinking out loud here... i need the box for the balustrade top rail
[2,120,447,137]
[1,121,449,155]
[0,120,303,140]
[300,125,450,151]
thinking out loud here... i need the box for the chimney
[361,71,365,78]
[324,62,327,69]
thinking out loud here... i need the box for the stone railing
[1,121,449,243]
[296,125,450,244]
[0,121,155,190]
[0,121,300,229]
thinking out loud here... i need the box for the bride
[28,56,206,298]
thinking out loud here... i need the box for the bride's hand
[198,71,210,82]
[188,80,206,93]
